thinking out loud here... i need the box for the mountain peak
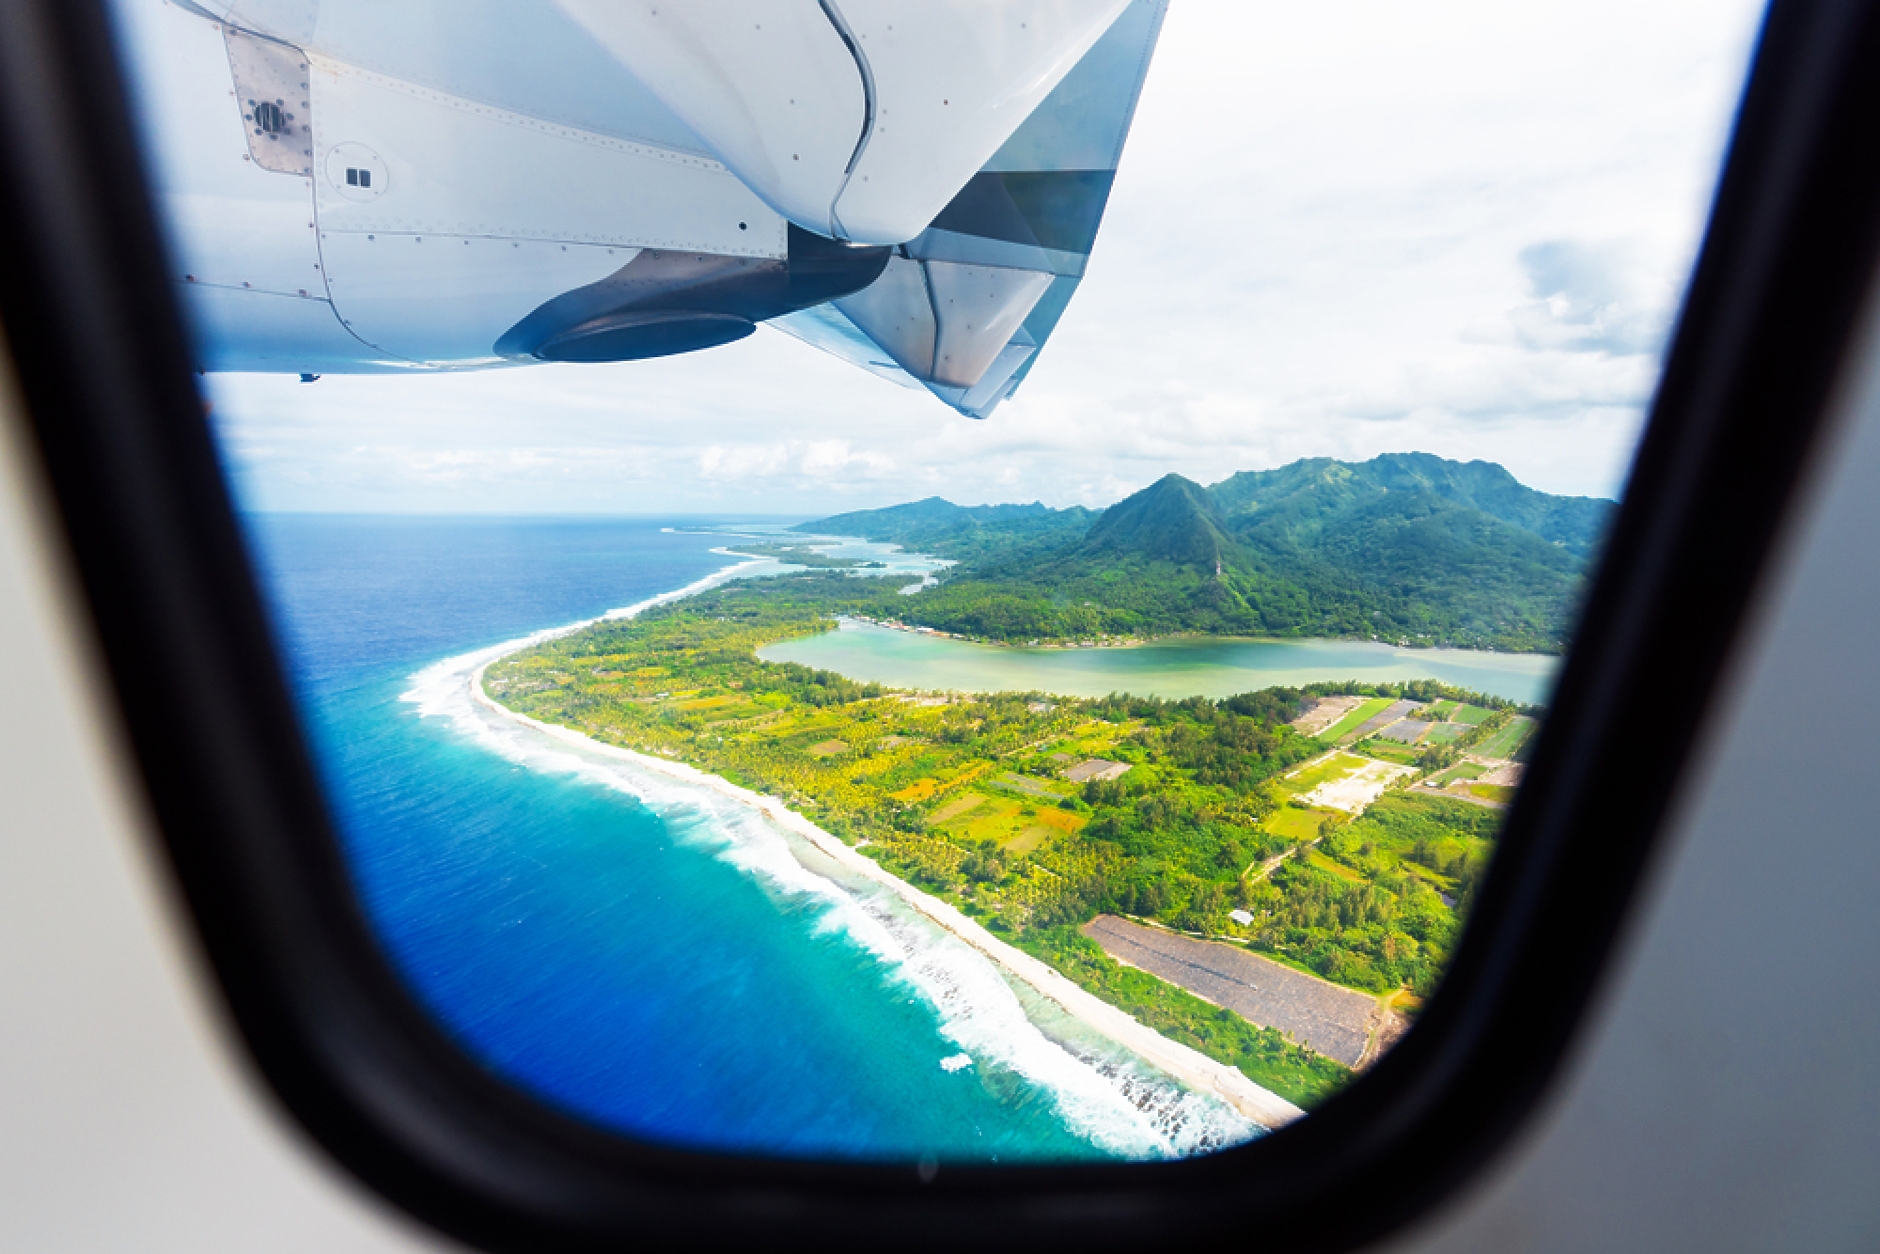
[1083,473,1232,567]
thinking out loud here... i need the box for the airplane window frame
[3,0,1879,1249]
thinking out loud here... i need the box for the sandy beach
[465,647,1304,1130]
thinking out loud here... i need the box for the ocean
[236,514,1255,1164]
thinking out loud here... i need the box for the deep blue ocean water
[236,514,1245,1164]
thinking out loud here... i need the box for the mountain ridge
[793,454,1616,652]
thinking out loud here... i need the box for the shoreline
[457,569,1304,1130]
[827,613,1565,662]
[761,616,1556,708]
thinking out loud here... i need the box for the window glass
[112,0,1764,1161]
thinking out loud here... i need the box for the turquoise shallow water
[761,620,1560,706]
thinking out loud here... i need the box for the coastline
[761,616,1560,708]
[833,612,1565,660]
[454,569,1304,1131]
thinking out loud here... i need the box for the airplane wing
[769,0,1169,417]
[141,0,1166,419]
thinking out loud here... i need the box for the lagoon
[760,620,1560,707]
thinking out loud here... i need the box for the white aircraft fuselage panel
[119,5,321,296]
[316,235,638,367]
[182,283,414,374]
[184,0,715,156]
[302,54,788,365]
[135,0,802,372]
[306,57,785,256]
[120,0,363,367]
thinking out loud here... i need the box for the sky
[204,0,1770,517]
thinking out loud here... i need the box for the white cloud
[204,0,1768,515]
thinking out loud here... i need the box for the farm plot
[1314,697,1393,742]
[1474,716,1536,761]
[1360,740,1420,766]
[1291,694,1365,736]
[672,693,743,712]
[1377,718,1431,745]
[1430,762,1485,788]
[929,791,1081,854]
[1281,751,1373,794]
[928,793,984,823]
[1476,762,1523,787]
[1263,806,1329,843]
[1082,916,1382,1066]
[1448,703,1494,725]
[1304,849,1365,882]
[992,773,1064,801]
[1062,727,1134,758]
[1301,758,1417,813]
[1347,699,1426,742]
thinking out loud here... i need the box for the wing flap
[779,0,1167,418]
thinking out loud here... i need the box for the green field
[1263,806,1329,843]
[930,790,1080,854]
[1304,849,1365,882]
[991,772,1068,802]
[1474,716,1536,760]
[1425,699,1458,719]
[1449,703,1494,725]
[1282,751,1368,793]
[1316,697,1393,741]
[1431,762,1486,787]
[1469,784,1518,805]
[1361,740,1420,765]
[1424,722,1465,744]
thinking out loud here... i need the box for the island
[477,455,1576,1122]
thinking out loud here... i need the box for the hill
[1206,454,1610,560]
[1081,473,1237,568]
[794,454,1615,652]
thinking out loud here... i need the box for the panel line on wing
[818,0,878,243]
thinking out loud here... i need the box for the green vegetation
[1294,677,1533,716]
[724,541,878,570]
[1358,739,1421,765]
[801,453,1614,653]
[485,570,1525,1096]
[1263,806,1327,843]
[1429,762,1486,788]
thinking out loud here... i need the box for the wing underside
[769,0,1167,418]
[157,0,1165,414]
